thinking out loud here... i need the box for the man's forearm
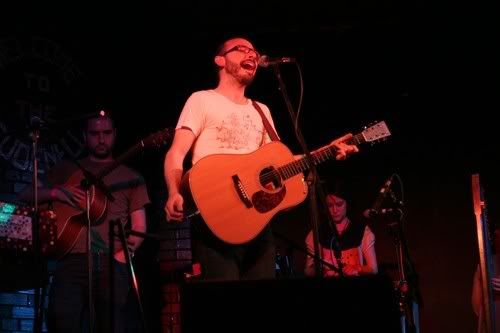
[18,186,56,204]
[128,209,147,250]
[164,150,185,195]
[165,168,183,195]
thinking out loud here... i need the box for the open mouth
[240,60,256,71]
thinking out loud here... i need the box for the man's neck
[215,79,248,105]
[89,155,114,163]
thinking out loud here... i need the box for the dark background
[1,1,499,332]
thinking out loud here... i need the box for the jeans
[47,253,131,333]
[191,216,276,281]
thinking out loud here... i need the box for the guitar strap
[252,100,280,142]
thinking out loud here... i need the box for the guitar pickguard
[252,186,287,213]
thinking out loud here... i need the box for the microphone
[258,55,295,68]
[363,208,402,219]
[364,175,394,217]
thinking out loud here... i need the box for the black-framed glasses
[220,45,260,58]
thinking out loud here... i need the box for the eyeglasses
[220,45,260,58]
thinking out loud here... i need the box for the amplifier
[0,201,57,254]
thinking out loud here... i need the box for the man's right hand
[51,185,85,209]
[165,193,184,221]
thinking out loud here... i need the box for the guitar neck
[96,141,145,179]
[277,133,365,180]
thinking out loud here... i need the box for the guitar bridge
[232,175,253,208]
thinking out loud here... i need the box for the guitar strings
[258,145,337,184]
[256,130,373,184]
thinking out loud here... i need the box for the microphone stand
[16,113,113,333]
[384,191,420,333]
[29,118,46,333]
[109,221,115,333]
[113,220,149,333]
[22,115,94,333]
[73,160,115,333]
[271,63,344,277]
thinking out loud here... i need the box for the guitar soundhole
[259,166,282,191]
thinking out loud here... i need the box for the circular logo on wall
[0,34,89,200]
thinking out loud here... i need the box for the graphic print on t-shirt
[216,113,263,150]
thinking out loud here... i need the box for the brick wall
[157,219,192,333]
[0,289,48,332]
[1,222,194,333]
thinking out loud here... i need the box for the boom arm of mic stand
[273,230,341,274]
[72,159,115,202]
[126,229,171,241]
[114,220,149,333]
[271,63,344,277]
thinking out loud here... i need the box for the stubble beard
[226,62,255,86]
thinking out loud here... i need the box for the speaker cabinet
[180,274,401,333]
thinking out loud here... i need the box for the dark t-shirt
[47,157,150,254]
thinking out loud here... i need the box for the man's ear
[214,55,225,68]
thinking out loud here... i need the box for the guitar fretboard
[261,133,364,184]
[96,141,145,179]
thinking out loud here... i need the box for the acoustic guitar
[180,121,391,244]
[51,129,172,259]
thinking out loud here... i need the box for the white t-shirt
[176,90,278,165]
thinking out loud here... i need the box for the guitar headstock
[142,128,173,148]
[360,121,391,144]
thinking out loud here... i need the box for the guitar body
[180,121,391,245]
[181,141,308,244]
[51,170,107,259]
[44,128,172,259]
